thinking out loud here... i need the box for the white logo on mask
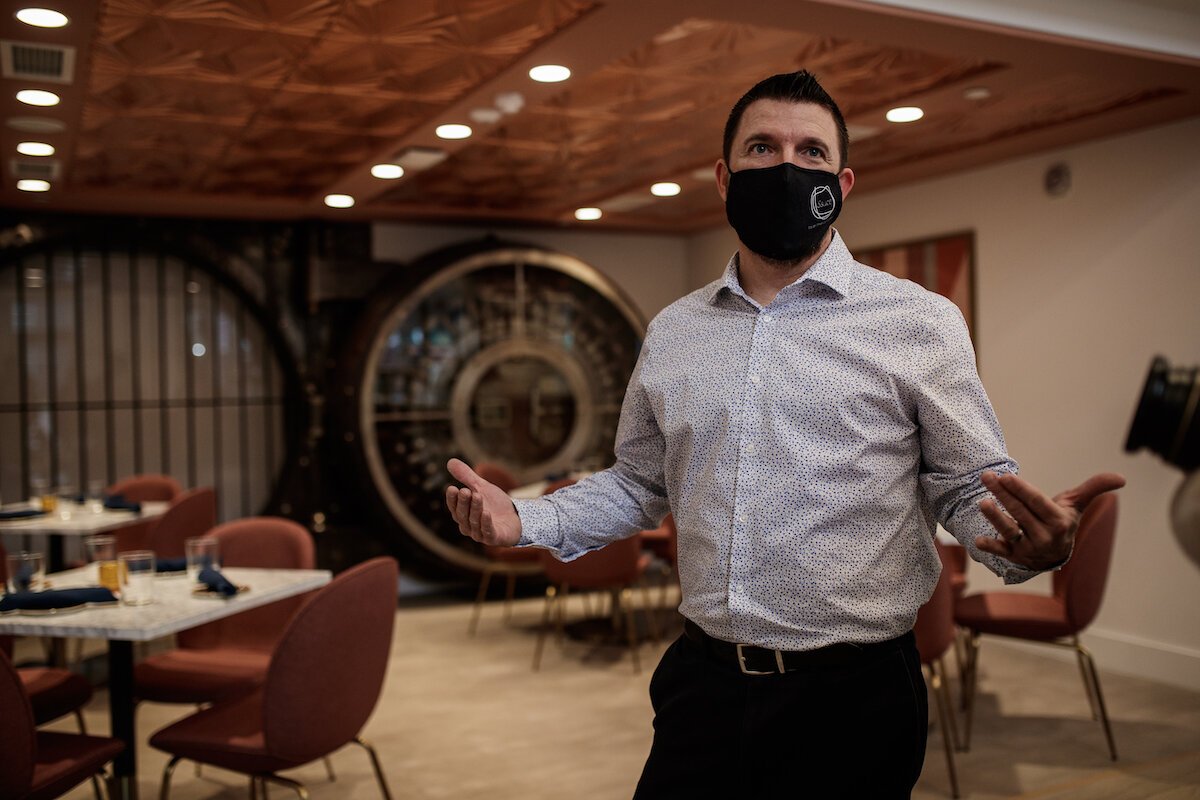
[810,185,836,221]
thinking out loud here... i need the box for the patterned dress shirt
[515,231,1037,651]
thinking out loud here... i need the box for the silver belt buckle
[736,643,785,675]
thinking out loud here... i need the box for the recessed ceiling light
[324,194,354,208]
[16,90,60,107]
[16,8,69,28]
[371,164,404,180]
[963,86,991,101]
[469,107,502,124]
[885,106,924,123]
[7,116,66,133]
[651,182,681,197]
[529,64,570,83]
[435,124,472,140]
[574,207,602,221]
[17,141,54,156]
[18,179,50,192]
[495,92,524,115]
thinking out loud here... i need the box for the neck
[736,231,833,307]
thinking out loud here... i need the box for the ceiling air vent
[1,41,76,84]
[10,158,62,181]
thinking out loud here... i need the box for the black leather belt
[683,619,911,675]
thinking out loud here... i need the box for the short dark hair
[722,70,849,170]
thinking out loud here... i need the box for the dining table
[0,500,170,572]
[0,564,332,800]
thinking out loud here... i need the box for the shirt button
[762,314,773,323]
[749,374,761,384]
[745,443,756,454]
[738,515,747,524]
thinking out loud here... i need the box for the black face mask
[724,162,842,262]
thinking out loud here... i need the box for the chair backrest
[475,462,519,493]
[106,473,183,503]
[177,517,316,651]
[148,486,217,558]
[541,535,644,589]
[542,477,577,495]
[913,542,958,665]
[263,557,398,763]
[1053,494,1118,631]
[0,651,36,798]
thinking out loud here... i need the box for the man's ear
[715,160,730,202]
[838,167,855,202]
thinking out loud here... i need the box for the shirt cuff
[514,497,560,550]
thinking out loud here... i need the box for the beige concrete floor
[39,591,1200,799]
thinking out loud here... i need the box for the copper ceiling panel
[2,0,1198,230]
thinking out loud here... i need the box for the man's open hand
[445,458,522,547]
[976,471,1126,570]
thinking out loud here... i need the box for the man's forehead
[736,99,839,144]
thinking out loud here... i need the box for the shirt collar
[707,229,856,306]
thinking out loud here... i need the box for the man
[445,71,1124,797]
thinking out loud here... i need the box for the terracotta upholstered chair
[532,479,657,673]
[105,474,183,503]
[0,542,94,735]
[914,542,964,799]
[150,557,399,800]
[147,486,217,559]
[134,517,316,705]
[467,463,543,635]
[0,650,123,800]
[955,494,1119,760]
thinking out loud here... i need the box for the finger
[447,458,482,491]
[454,488,476,534]
[974,533,1013,559]
[445,486,461,521]
[978,497,1024,544]
[480,509,494,543]
[1057,472,1127,511]
[989,472,1063,526]
[469,491,483,531]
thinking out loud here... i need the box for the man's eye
[805,147,824,158]
[750,143,770,154]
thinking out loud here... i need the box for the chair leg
[91,772,109,800]
[1075,639,1118,760]
[250,776,259,800]
[620,588,641,674]
[74,708,89,734]
[467,567,494,636]
[960,631,981,752]
[352,736,395,800]
[532,585,557,671]
[928,659,961,799]
[261,774,309,799]
[159,755,181,800]
[322,755,336,781]
[1072,637,1101,721]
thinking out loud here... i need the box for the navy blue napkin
[155,557,188,573]
[0,508,48,520]
[103,494,142,513]
[198,566,239,597]
[0,587,118,613]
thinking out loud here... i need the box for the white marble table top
[0,501,169,537]
[0,566,331,640]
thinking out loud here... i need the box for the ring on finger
[1011,528,1024,542]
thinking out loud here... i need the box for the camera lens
[1126,356,1200,470]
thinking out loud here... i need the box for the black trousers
[633,630,928,799]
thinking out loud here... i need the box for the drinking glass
[185,537,220,583]
[30,478,55,513]
[53,485,74,520]
[87,479,106,513]
[5,552,45,594]
[85,535,119,590]
[119,550,156,605]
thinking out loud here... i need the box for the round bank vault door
[360,247,645,573]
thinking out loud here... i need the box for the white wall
[371,222,690,327]
[688,115,1200,690]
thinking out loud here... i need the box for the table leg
[47,534,66,573]
[108,640,139,800]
